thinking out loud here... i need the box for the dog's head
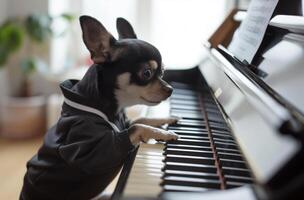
[79,16,173,109]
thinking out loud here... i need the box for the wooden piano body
[108,1,304,199]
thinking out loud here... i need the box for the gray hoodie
[20,66,135,200]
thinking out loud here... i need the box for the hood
[60,65,105,112]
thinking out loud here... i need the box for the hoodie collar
[63,96,120,132]
[60,64,119,123]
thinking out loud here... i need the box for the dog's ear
[116,18,137,39]
[80,15,116,64]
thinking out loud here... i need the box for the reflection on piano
[111,1,304,199]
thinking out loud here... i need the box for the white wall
[0,0,8,23]
[7,0,49,17]
[149,0,227,68]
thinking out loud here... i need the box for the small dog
[20,16,178,200]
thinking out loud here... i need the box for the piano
[110,1,304,199]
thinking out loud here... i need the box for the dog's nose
[164,85,173,96]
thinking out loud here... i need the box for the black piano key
[211,126,230,132]
[226,181,248,189]
[214,141,238,150]
[178,118,205,123]
[208,119,226,125]
[207,118,225,123]
[171,124,206,129]
[162,176,221,189]
[168,138,211,147]
[206,110,223,116]
[168,126,207,132]
[212,133,234,140]
[206,114,225,123]
[170,132,210,138]
[206,109,221,114]
[220,159,247,169]
[218,152,243,161]
[171,113,204,120]
[208,122,229,129]
[171,90,198,95]
[165,144,213,152]
[178,135,210,141]
[170,82,194,89]
[167,129,209,135]
[216,147,241,154]
[203,96,216,101]
[164,162,217,173]
[225,175,253,184]
[173,90,198,95]
[176,122,206,127]
[164,148,214,157]
[222,166,251,177]
[211,130,231,135]
[205,106,220,111]
[163,185,210,192]
[163,170,219,180]
[203,101,218,107]
[172,87,197,92]
[205,109,220,115]
[212,137,236,144]
[209,121,226,126]
[174,121,206,127]
[181,116,205,120]
[165,154,215,165]
[203,103,218,109]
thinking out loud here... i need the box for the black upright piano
[112,1,304,199]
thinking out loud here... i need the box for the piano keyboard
[119,82,254,198]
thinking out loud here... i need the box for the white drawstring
[64,97,120,132]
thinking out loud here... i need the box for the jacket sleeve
[57,118,135,174]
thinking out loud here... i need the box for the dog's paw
[128,124,179,145]
[162,130,179,141]
[166,116,181,125]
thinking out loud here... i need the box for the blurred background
[0,0,250,199]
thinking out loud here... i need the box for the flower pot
[0,95,46,139]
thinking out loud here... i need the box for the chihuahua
[20,16,178,200]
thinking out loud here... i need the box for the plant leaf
[0,23,23,53]
[25,14,53,43]
[60,13,75,22]
[21,58,36,75]
[0,22,23,67]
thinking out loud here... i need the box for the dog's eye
[142,68,153,80]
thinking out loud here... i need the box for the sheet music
[228,0,279,63]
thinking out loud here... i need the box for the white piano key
[123,143,165,198]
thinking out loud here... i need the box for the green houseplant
[0,13,74,138]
